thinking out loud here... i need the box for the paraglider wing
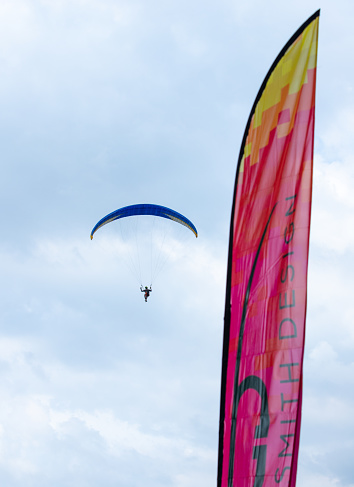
[90,204,198,239]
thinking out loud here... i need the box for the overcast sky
[0,1,354,486]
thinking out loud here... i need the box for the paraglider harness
[140,285,152,302]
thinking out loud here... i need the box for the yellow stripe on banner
[253,20,318,129]
[241,17,319,169]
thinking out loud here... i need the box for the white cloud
[0,336,217,483]
[49,407,215,463]
[311,155,354,253]
[297,472,344,487]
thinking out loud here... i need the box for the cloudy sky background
[1,1,354,486]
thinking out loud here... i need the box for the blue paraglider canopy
[90,204,198,240]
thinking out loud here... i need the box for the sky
[0,0,354,486]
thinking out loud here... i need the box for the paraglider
[140,285,152,302]
[90,204,198,299]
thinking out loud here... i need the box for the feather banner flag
[217,11,320,487]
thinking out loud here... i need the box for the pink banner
[218,11,319,487]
